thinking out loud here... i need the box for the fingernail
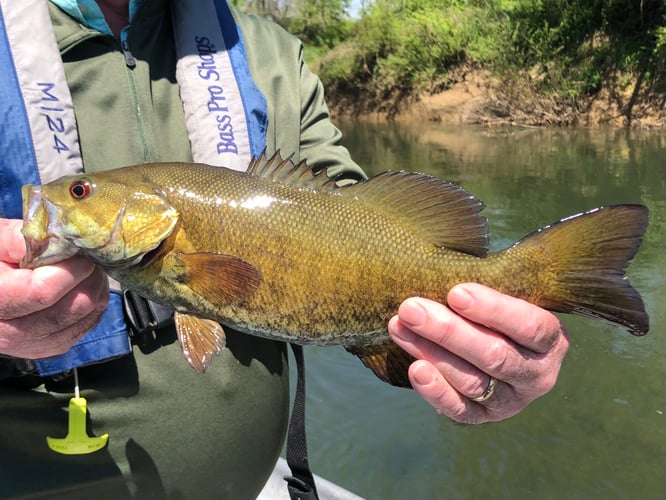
[412,363,435,387]
[389,317,414,343]
[398,298,427,327]
[450,285,473,310]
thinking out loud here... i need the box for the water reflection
[299,121,665,499]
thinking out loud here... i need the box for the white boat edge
[257,457,365,499]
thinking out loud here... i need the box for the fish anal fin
[174,312,226,373]
[340,171,488,256]
[174,252,262,304]
[346,342,415,388]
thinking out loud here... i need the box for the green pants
[0,330,289,499]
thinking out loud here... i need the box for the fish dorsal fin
[341,171,488,256]
[248,152,488,255]
[247,150,338,192]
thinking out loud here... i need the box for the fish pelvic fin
[505,204,649,335]
[346,342,415,388]
[174,312,226,373]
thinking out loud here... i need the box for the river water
[296,121,666,499]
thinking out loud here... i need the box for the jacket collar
[48,0,169,52]
[48,1,145,34]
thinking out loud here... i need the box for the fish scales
[20,152,650,386]
[131,162,466,344]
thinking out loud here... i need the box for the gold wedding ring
[471,376,497,403]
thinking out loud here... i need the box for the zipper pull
[120,27,136,68]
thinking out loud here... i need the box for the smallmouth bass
[20,153,649,387]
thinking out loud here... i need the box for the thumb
[0,218,27,264]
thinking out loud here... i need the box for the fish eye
[69,180,92,200]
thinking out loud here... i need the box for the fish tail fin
[506,204,649,335]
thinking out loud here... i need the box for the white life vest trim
[173,0,257,170]
[0,0,83,184]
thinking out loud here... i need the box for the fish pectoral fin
[174,252,262,304]
[346,342,415,388]
[174,312,226,373]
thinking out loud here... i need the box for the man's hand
[388,283,569,424]
[0,218,109,359]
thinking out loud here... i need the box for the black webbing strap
[0,355,36,380]
[123,290,174,353]
[284,343,319,500]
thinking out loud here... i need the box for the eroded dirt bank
[327,67,666,128]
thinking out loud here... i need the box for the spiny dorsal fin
[247,150,338,192]
[340,171,488,256]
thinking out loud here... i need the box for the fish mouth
[20,185,79,268]
[22,235,56,268]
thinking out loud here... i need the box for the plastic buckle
[122,290,174,353]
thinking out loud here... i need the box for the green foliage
[234,0,353,48]
[242,0,666,107]
[472,0,666,98]
[318,0,472,102]
[284,0,354,47]
[649,24,666,91]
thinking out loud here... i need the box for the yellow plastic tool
[46,369,108,455]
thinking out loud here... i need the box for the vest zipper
[120,27,136,68]
[119,26,151,162]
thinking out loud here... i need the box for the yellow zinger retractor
[47,368,108,455]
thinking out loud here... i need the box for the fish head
[21,173,179,269]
